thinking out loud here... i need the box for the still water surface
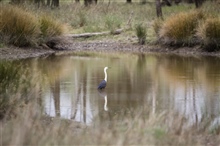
[6,53,220,127]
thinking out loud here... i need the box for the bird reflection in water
[98,90,108,111]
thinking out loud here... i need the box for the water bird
[98,67,109,90]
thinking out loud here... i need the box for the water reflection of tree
[51,78,61,117]
[33,54,220,131]
[39,56,93,123]
[157,55,220,131]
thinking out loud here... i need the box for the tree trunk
[141,0,147,4]
[127,0,132,3]
[51,0,59,7]
[47,0,50,6]
[195,0,203,8]
[84,0,97,6]
[156,0,163,19]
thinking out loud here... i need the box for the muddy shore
[1,36,220,60]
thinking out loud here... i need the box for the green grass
[135,23,147,44]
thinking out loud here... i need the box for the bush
[159,10,206,46]
[152,18,163,37]
[135,23,147,45]
[0,5,65,47]
[105,15,122,34]
[197,18,220,51]
[40,15,64,38]
[0,5,40,47]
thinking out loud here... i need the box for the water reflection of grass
[0,61,22,119]
[0,61,39,119]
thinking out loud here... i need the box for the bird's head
[104,67,108,71]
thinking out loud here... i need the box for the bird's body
[98,80,107,89]
[98,67,108,90]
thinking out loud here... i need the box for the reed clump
[158,10,206,46]
[40,15,65,38]
[0,5,40,47]
[197,18,220,51]
[156,2,220,51]
[0,5,65,47]
[135,23,147,45]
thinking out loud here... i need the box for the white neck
[104,69,107,81]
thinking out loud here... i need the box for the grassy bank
[1,2,220,50]
[0,2,191,47]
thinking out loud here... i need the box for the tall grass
[197,18,220,51]
[159,10,206,46]
[155,2,220,49]
[1,2,220,48]
[105,14,122,33]
[0,2,199,47]
[40,15,65,38]
[135,23,147,45]
[1,103,220,145]
[0,5,65,47]
[0,5,40,47]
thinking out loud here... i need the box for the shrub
[70,9,88,28]
[40,15,64,38]
[135,23,147,45]
[152,18,163,37]
[197,18,220,51]
[159,10,206,46]
[0,5,40,47]
[0,5,65,47]
[105,15,122,34]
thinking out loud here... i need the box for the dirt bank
[1,36,220,60]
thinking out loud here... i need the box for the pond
[1,53,220,128]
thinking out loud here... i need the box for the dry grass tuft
[40,15,65,38]
[197,18,220,51]
[1,102,220,145]
[0,5,40,47]
[159,10,206,46]
[152,18,163,37]
[0,5,65,47]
